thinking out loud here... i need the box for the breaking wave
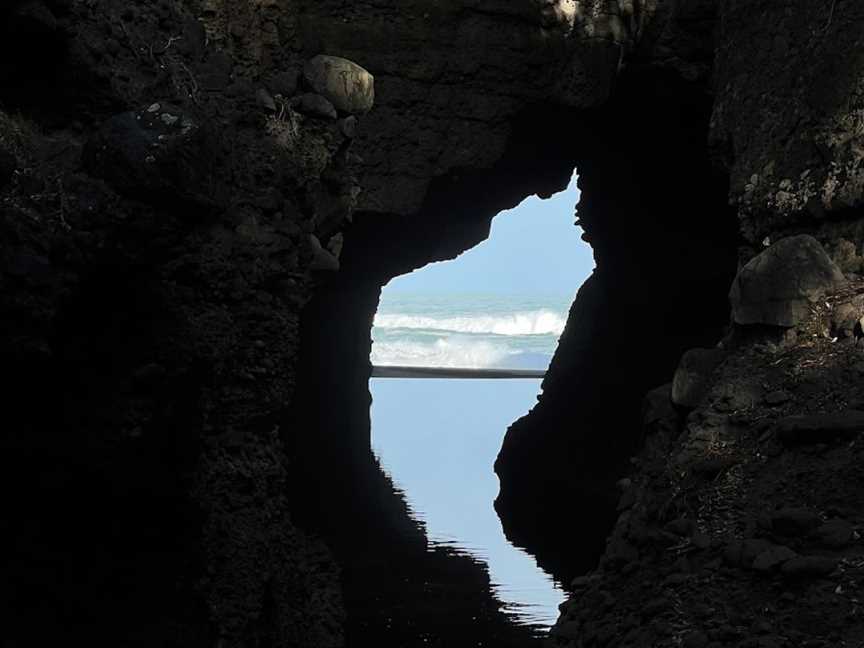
[371,339,553,370]
[373,310,566,337]
[371,338,512,368]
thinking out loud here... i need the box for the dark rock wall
[545,2,864,646]
[4,0,864,646]
[495,68,740,581]
[711,0,864,244]
[294,0,621,215]
[1,1,351,645]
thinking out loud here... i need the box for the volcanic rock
[643,383,675,429]
[812,519,854,549]
[83,106,215,208]
[752,545,797,572]
[308,234,340,271]
[303,55,375,115]
[780,556,838,579]
[771,508,822,537]
[764,390,791,406]
[672,348,725,408]
[729,235,845,327]
[293,93,338,120]
[776,411,864,446]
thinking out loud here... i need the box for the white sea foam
[373,310,566,336]
[371,338,512,368]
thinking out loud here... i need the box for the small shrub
[0,109,38,161]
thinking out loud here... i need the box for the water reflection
[370,378,564,630]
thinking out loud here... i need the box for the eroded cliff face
[1,1,350,645]
[4,0,864,646]
[494,67,739,582]
[0,0,619,645]
[546,2,864,646]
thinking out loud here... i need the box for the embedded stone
[339,116,358,139]
[256,88,277,112]
[308,234,340,271]
[812,519,854,549]
[771,508,822,536]
[729,235,845,327]
[672,348,725,408]
[267,70,298,97]
[83,105,213,206]
[303,55,375,114]
[682,631,709,648]
[293,93,338,120]
[691,456,737,479]
[741,539,773,565]
[830,298,864,338]
[752,545,797,572]
[776,411,864,446]
[643,383,675,429]
[780,556,838,579]
[764,390,791,406]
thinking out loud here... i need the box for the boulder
[83,104,215,208]
[829,238,864,274]
[292,93,338,120]
[308,234,340,271]
[741,538,773,565]
[812,519,854,549]
[642,383,675,430]
[771,508,822,537]
[672,348,725,408]
[691,456,737,479]
[752,545,797,572]
[763,389,791,406]
[267,70,299,97]
[724,538,776,567]
[780,556,837,579]
[830,299,864,338]
[776,411,864,446]
[256,88,277,112]
[339,116,358,139]
[682,631,709,648]
[303,55,375,115]
[729,235,845,327]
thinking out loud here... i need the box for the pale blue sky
[370,174,593,624]
[384,172,594,296]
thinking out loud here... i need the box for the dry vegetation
[0,108,38,163]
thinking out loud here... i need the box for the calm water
[369,293,568,629]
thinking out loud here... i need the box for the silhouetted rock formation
[3,1,864,647]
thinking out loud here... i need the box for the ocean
[369,292,572,629]
[371,293,571,370]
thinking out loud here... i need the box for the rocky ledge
[550,236,864,647]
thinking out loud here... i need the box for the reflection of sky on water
[370,378,564,629]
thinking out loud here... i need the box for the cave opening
[289,69,741,645]
[368,170,593,628]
